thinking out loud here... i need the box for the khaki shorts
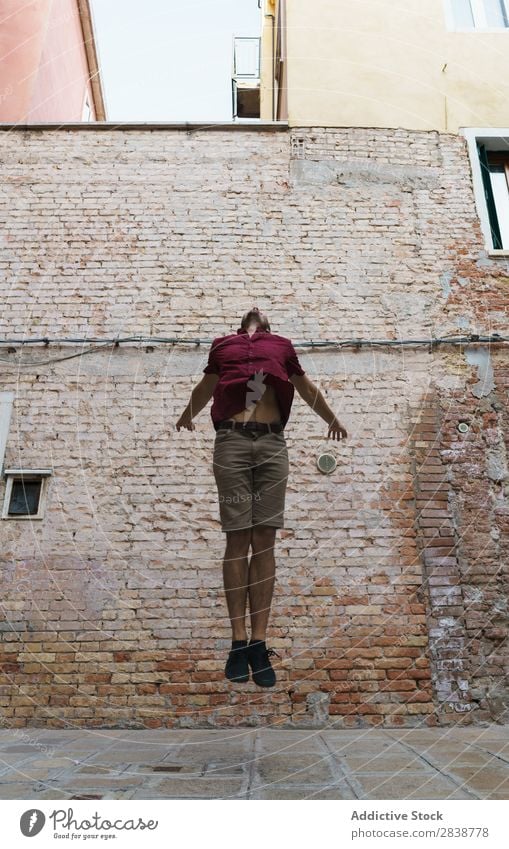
[212,427,289,532]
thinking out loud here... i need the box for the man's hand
[175,375,219,432]
[327,417,348,442]
[175,408,195,432]
[290,374,348,440]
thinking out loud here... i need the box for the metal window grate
[150,765,183,773]
[70,794,103,800]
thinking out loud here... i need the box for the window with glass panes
[449,0,509,28]
[478,145,509,249]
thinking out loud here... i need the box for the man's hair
[239,309,271,332]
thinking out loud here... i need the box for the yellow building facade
[261,0,509,132]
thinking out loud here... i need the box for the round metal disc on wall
[317,453,337,474]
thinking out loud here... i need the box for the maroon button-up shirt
[202,328,305,430]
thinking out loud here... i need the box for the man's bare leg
[222,528,252,640]
[248,526,277,641]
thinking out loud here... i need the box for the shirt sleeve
[285,341,305,377]
[203,338,221,375]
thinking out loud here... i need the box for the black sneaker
[225,644,249,683]
[246,641,280,687]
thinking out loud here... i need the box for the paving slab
[0,782,40,799]
[123,777,246,799]
[0,728,506,800]
[471,742,509,758]
[341,755,434,772]
[354,773,475,800]
[444,766,509,797]
[250,782,356,800]
[253,752,337,785]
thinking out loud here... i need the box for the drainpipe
[264,2,276,121]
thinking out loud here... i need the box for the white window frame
[2,469,52,520]
[445,0,509,30]
[462,127,509,255]
[0,392,14,476]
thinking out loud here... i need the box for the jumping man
[175,308,348,687]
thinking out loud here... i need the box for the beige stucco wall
[280,0,509,131]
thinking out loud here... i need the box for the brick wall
[0,126,507,727]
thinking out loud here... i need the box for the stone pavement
[0,727,507,800]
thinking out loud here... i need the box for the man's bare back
[228,383,282,425]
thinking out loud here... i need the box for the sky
[90,0,263,122]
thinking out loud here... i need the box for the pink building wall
[0,0,96,123]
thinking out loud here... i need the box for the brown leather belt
[215,419,284,434]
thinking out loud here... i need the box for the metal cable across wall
[0,333,506,368]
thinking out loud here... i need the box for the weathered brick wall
[0,126,507,728]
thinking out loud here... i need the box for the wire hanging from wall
[0,333,506,369]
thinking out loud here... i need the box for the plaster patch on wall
[486,430,509,483]
[433,372,465,393]
[486,311,508,324]
[440,271,453,298]
[380,292,431,319]
[476,258,495,268]
[464,348,495,398]
[290,159,441,190]
[305,691,330,724]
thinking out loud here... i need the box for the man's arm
[175,373,219,431]
[289,373,348,442]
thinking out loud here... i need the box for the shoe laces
[265,648,280,660]
[249,644,281,662]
